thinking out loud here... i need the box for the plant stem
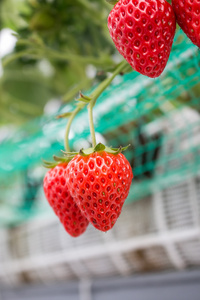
[2,50,41,68]
[88,104,97,147]
[87,60,127,147]
[64,60,128,151]
[90,60,127,105]
[64,106,83,152]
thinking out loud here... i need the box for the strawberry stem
[64,106,82,151]
[90,60,127,106]
[64,60,128,151]
[87,60,127,147]
[88,103,97,147]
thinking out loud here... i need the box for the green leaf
[61,150,79,156]
[110,144,131,152]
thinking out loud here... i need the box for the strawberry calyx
[43,143,130,168]
[71,143,130,156]
[42,157,71,169]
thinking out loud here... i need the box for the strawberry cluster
[43,145,133,237]
[107,0,200,78]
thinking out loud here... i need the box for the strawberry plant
[40,0,198,237]
[43,61,133,237]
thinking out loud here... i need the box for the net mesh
[0,30,200,226]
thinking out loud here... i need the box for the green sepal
[104,147,120,154]
[94,143,106,152]
[79,143,130,156]
[42,159,54,165]
[61,150,79,156]
[79,147,95,156]
[106,144,131,154]
[43,164,57,169]
[53,155,70,163]
[43,143,131,168]
[42,159,58,169]
[43,152,74,169]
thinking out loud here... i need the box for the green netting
[0,30,200,227]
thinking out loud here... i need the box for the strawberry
[43,163,89,237]
[65,150,133,232]
[172,0,200,48]
[107,0,176,77]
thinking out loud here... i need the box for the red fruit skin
[43,163,89,237]
[172,0,200,48]
[108,0,176,78]
[65,152,133,232]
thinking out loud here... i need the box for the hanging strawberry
[43,163,89,237]
[65,145,133,232]
[172,0,200,48]
[107,0,176,77]
[43,60,133,237]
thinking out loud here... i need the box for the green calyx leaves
[79,143,130,156]
[42,154,72,169]
[43,143,130,169]
[79,147,96,156]
[42,159,58,169]
[94,143,106,152]
[105,144,130,154]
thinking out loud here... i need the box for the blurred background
[0,0,200,299]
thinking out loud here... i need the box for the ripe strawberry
[108,0,176,78]
[65,151,133,232]
[43,163,89,237]
[172,0,200,48]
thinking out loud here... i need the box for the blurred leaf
[0,0,116,126]
[1,0,29,30]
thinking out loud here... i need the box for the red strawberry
[65,151,133,232]
[107,0,176,78]
[43,163,89,237]
[172,0,200,48]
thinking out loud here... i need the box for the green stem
[64,60,128,151]
[2,50,41,68]
[91,60,127,104]
[87,60,127,147]
[64,106,82,152]
[88,104,97,147]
